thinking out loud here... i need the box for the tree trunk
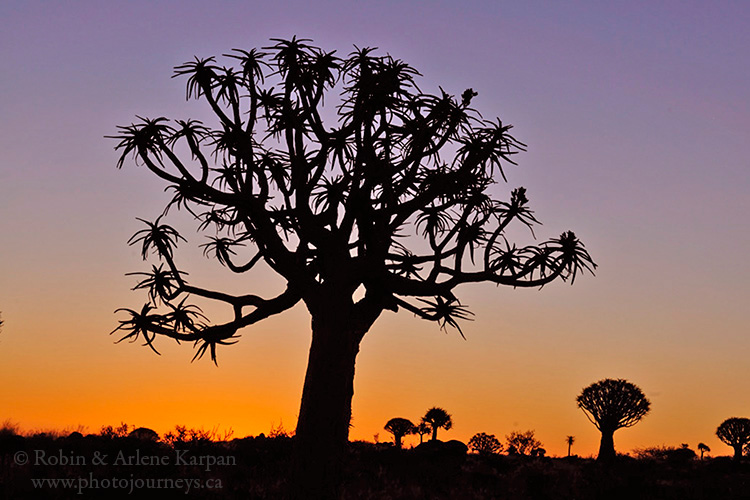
[733,444,743,461]
[290,309,362,499]
[567,443,572,457]
[597,428,616,461]
[431,426,438,441]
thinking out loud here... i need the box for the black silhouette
[108,37,596,498]
[422,407,453,441]
[716,417,750,460]
[697,442,710,460]
[566,435,575,457]
[468,432,503,455]
[577,378,650,461]
[384,417,415,448]
[505,430,543,456]
[415,421,430,444]
[128,427,159,441]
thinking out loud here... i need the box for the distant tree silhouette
[384,417,415,449]
[566,435,575,457]
[697,442,710,460]
[505,430,542,456]
[100,422,130,439]
[716,417,750,460]
[577,378,650,461]
[109,37,595,498]
[468,432,503,455]
[415,422,430,444]
[422,407,453,441]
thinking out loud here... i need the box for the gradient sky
[1,0,749,457]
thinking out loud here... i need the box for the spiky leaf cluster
[716,418,750,449]
[110,37,595,362]
[577,378,651,432]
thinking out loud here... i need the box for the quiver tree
[566,435,575,457]
[415,422,430,444]
[422,407,453,441]
[576,378,650,461]
[109,37,595,498]
[697,442,710,460]
[716,417,750,460]
[384,417,415,448]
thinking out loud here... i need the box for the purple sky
[1,1,749,455]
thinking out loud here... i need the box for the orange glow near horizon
[2,0,750,464]
[2,284,745,458]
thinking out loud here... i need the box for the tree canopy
[577,378,650,432]
[109,37,596,362]
[716,417,750,460]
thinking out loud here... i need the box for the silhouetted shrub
[469,432,503,455]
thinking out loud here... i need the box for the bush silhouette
[468,432,503,455]
[577,378,650,461]
[716,417,750,460]
[109,37,596,498]
[505,430,543,456]
[128,427,159,441]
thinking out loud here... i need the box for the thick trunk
[395,435,402,449]
[290,310,362,499]
[431,426,438,441]
[733,444,743,460]
[597,428,616,461]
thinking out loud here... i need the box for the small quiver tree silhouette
[415,422,430,444]
[716,417,750,460]
[697,442,710,460]
[468,432,503,455]
[422,407,453,442]
[576,378,650,461]
[108,37,596,498]
[505,430,542,456]
[566,435,575,457]
[384,417,415,449]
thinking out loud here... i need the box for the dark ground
[2,433,749,499]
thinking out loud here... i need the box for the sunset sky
[1,1,749,457]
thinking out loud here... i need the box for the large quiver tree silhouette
[576,378,650,461]
[716,417,750,460]
[109,37,596,498]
